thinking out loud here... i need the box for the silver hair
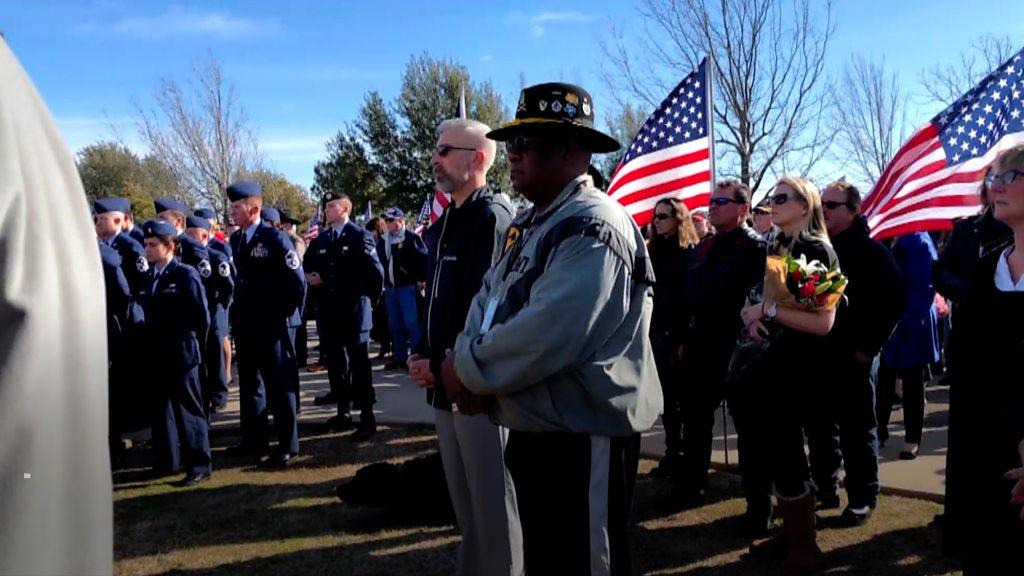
[436,118,496,172]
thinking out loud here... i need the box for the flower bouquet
[726,254,848,383]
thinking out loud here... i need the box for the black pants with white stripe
[504,430,640,576]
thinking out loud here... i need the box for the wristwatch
[764,300,777,321]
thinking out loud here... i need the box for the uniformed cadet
[98,241,131,467]
[154,197,213,283]
[441,83,663,575]
[125,209,145,244]
[226,181,307,467]
[195,207,234,261]
[303,191,384,440]
[94,197,149,435]
[140,219,212,487]
[261,205,281,228]
[185,214,235,413]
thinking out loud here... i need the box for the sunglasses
[985,169,1024,187]
[435,143,477,157]
[769,194,799,206]
[504,135,551,156]
[709,196,746,207]
[652,212,675,221]
[822,200,852,210]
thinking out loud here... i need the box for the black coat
[109,232,147,328]
[418,187,514,410]
[682,224,767,381]
[377,230,428,288]
[648,237,692,341]
[826,216,905,358]
[141,259,210,374]
[932,209,1012,303]
[304,221,385,341]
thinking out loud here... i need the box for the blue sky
[2,1,1023,190]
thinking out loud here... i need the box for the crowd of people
[92,81,1024,576]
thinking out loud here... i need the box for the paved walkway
[206,337,949,501]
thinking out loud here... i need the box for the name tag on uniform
[479,297,498,335]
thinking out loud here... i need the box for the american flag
[414,196,431,235]
[430,190,449,224]
[608,57,714,227]
[864,48,1024,239]
[304,206,321,241]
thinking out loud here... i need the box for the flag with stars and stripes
[304,206,321,241]
[608,57,714,227]
[863,47,1024,239]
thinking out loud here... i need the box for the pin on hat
[487,83,620,153]
[142,219,178,238]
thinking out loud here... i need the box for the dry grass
[114,423,962,575]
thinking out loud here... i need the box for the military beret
[94,197,130,215]
[142,219,178,238]
[194,208,217,220]
[226,180,262,202]
[384,206,404,220]
[278,208,303,225]
[154,197,188,214]
[260,206,281,224]
[321,191,348,206]
[186,215,212,230]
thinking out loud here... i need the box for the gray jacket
[453,175,664,436]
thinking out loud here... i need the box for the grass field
[114,423,963,575]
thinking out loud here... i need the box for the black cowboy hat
[278,208,303,225]
[486,82,621,153]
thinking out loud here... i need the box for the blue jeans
[385,284,420,364]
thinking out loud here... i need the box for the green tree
[76,141,180,220]
[597,103,646,184]
[314,54,510,211]
[247,168,317,225]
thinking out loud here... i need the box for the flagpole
[704,54,716,190]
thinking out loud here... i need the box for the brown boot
[778,493,821,576]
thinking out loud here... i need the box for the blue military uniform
[99,241,131,465]
[128,225,145,245]
[194,208,234,260]
[304,200,384,437]
[186,215,235,411]
[140,220,212,482]
[227,181,307,463]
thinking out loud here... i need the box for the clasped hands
[740,300,769,342]
[407,350,489,415]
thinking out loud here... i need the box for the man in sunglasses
[808,181,903,526]
[408,117,518,575]
[664,180,768,528]
[436,83,662,575]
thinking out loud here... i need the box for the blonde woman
[738,177,839,576]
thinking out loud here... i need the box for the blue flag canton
[623,60,710,163]
[935,51,1024,166]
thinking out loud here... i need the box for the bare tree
[921,34,1017,107]
[832,56,907,186]
[136,57,261,216]
[602,0,835,194]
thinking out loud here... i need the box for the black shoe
[899,445,920,460]
[313,392,337,406]
[815,491,841,511]
[174,472,211,487]
[648,455,680,479]
[207,401,227,415]
[324,414,355,432]
[383,359,403,371]
[349,415,377,442]
[655,488,706,513]
[262,451,297,469]
[839,505,873,527]
[740,506,774,538]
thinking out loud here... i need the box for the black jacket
[682,224,766,381]
[417,187,514,410]
[377,230,428,288]
[305,221,385,340]
[827,216,905,358]
[648,238,692,341]
[933,209,1012,303]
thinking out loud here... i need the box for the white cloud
[525,11,596,38]
[260,134,330,163]
[81,7,281,40]
[480,54,494,62]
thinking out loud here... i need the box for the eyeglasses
[504,135,547,156]
[985,169,1024,187]
[769,194,797,205]
[435,143,477,157]
[822,200,852,210]
[652,212,674,221]
[709,196,746,207]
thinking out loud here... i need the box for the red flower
[814,294,828,307]
[800,282,817,298]
[792,269,804,281]
[811,273,821,282]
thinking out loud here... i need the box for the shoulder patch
[218,261,231,277]
[285,250,301,270]
[136,255,149,273]
[198,260,212,278]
